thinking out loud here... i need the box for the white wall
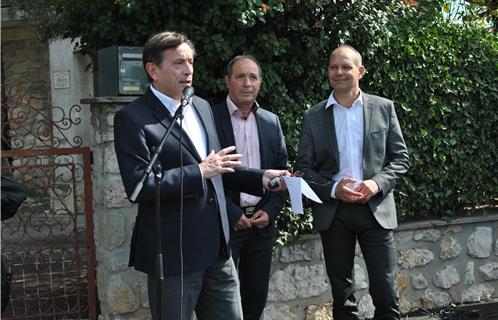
[49,38,94,148]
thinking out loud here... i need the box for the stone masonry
[86,99,498,320]
[2,37,52,151]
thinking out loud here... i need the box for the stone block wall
[2,36,52,151]
[86,98,151,320]
[265,218,498,319]
[86,100,498,320]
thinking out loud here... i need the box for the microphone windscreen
[268,176,281,190]
[183,86,195,99]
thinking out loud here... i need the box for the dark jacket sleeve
[222,166,265,196]
[1,176,27,220]
[294,110,334,203]
[259,115,288,222]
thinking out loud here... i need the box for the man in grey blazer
[295,45,410,320]
[114,31,287,320]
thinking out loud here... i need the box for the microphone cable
[178,110,184,320]
[176,85,193,319]
[175,86,193,319]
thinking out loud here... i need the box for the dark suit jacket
[212,100,288,237]
[1,176,27,221]
[114,88,263,275]
[295,93,410,231]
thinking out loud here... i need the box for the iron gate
[1,94,97,319]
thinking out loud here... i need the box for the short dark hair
[226,55,261,77]
[142,31,196,82]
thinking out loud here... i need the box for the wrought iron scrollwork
[1,83,96,319]
[1,87,84,151]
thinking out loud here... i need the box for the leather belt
[242,206,257,217]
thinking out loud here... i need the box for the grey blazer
[295,93,410,231]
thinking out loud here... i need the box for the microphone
[175,86,195,118]
[268,171,302,190]
[268,176,281,190]
[181,86,195,107]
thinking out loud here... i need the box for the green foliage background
[19,0,498,243]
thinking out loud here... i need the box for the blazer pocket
[369,130,387,158]
[369,128,387,135]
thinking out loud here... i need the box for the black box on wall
[97,46,148,96]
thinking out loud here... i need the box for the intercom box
[97,46,148,96]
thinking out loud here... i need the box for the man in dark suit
[114,31,287,320]
[295,45,410,320]
[212,55,288,320]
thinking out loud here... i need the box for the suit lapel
[197,100,231,242]
[322,103,340,166]
[254,109,269,168]
[191,97,217,155]
[145,89,202,162]
[219,101,237,149]
[362,93,373,153]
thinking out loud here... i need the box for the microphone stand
[152,148,164,320]
[129,104,185,320]
[129,105,184,202]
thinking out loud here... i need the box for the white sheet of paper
[301,178,322,204]
[283,176,323,214]
[283,176,303,214]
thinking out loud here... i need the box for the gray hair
[226,55,262,77]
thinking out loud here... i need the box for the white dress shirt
[150,85,208,160]
[226,96,262,207]
[325,91,364,198]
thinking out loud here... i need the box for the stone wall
[265,217,498,319]
[85,98,151,320]
[86,99,498,320]
[2,38,50,107]
[2,33,52,152]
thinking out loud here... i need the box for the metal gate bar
[1,147,96,319]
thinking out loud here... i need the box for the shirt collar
[226,96,259,116]
[325,91,364,110]
[150,84,181,115]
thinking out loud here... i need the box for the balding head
[330,45,363,68]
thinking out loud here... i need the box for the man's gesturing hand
[199,146,242,179]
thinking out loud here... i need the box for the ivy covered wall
[18,0,498,242]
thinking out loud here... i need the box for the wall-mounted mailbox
[97,46,148,96]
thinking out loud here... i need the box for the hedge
[19,0,498,244]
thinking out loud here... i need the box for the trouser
[320,202,400,320]
[230,227,273,320]
[147,256,243,320]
